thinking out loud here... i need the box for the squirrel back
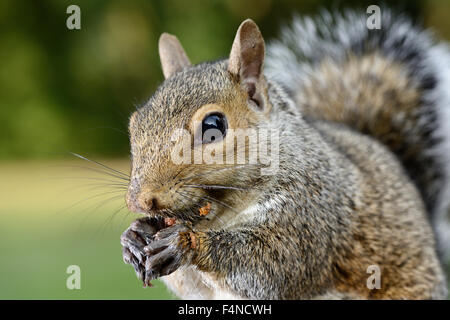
[266,10,450,261]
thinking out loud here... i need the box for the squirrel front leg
[144,222,331,299]
[191,226,309,299]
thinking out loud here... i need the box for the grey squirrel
[120,10,450,299]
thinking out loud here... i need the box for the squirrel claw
[121,217,192,286]
[142,224,193,279]
[121,217,166,285]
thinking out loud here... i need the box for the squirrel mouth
[142,201,212,224]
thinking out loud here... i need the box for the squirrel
[120,9,450,299]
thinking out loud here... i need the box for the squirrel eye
[201,113,228,143]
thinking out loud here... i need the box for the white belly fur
[161,267,243,300]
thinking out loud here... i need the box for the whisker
[61,180,128,190]
[99,204,128,235]
[79,202,127,240]
[69,194,126,234]
[185,184,247,191]
[83,194,125,217]
[179,189,236,217]
[172,191,194,214]
[77,182,128,189]
[49,176,129,185]
[52,179,127,197]
[179,164,252,183]
[120,208,134,224]
[54,164,130,182]
[69,152,130,179]
[55,183,127,201]
[176,192,208,220]
[176,190,225,225]
[199,195,239,214]
[55,189,126,216]
[65,184,128,195]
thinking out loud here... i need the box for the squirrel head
[127,19,271,222]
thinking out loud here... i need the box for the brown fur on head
[126,20,269,222]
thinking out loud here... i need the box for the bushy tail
[265,9,450,261]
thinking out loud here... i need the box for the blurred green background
[0,0,449,299]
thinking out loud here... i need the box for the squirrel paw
[142,224,196,286]
[120,217,165,286]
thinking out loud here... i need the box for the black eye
[201,113,228,143]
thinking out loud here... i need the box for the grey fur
[121,10,449,299]
[266,9,450,261]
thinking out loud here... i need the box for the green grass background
[0,159,173,299]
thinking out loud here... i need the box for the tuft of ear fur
[159,33,191,79]
[228,19,266,110]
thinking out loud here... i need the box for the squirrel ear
[228,19,266,109]
[159,33,191,79]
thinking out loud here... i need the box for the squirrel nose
[140,195,155,211]
[126,190,159,213]
[137,193,162,212]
